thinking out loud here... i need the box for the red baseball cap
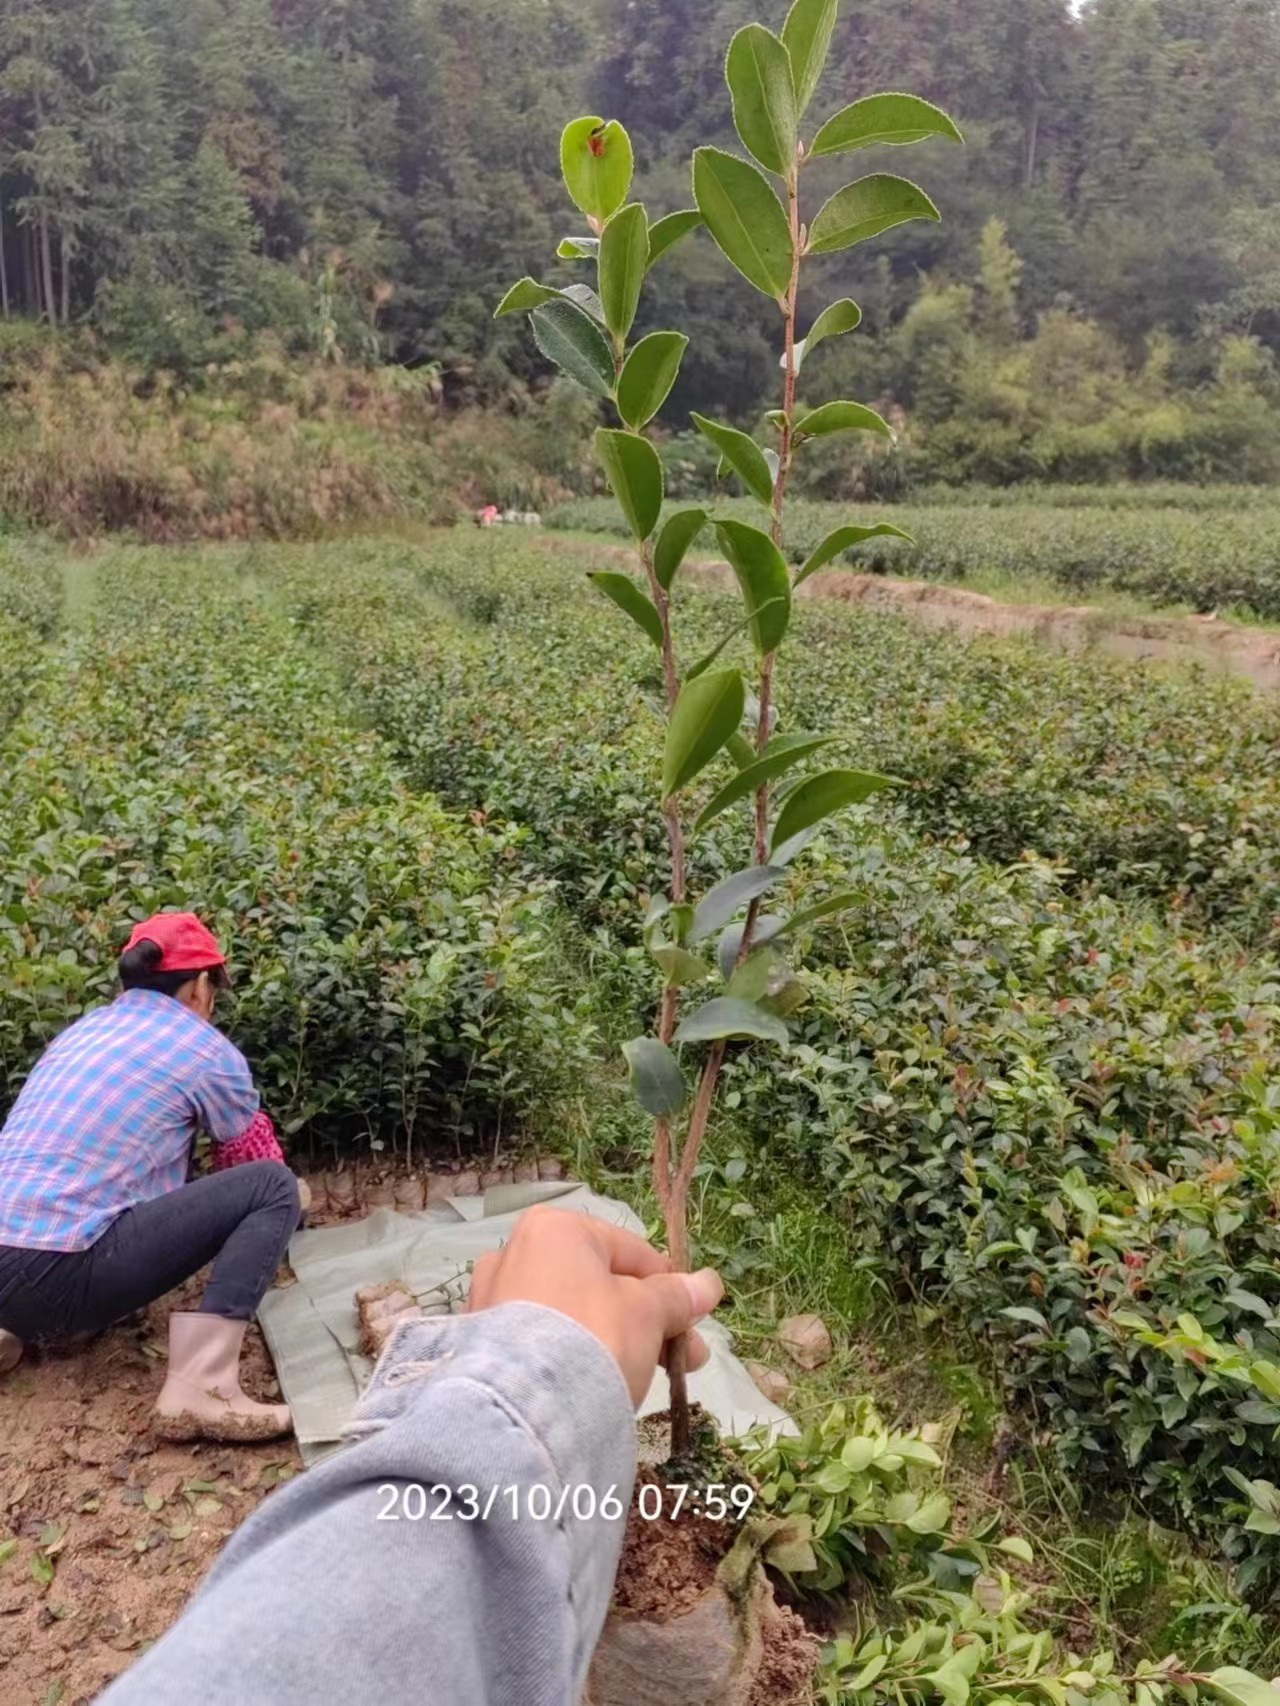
[122,913,229,976]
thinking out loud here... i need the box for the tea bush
[265,532,1280,1579]
[277,532,1280,948]
[548,496,1280,623]
[0,546,596,1152]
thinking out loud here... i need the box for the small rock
[512,1161,538,1184]
[746,1362,794,1406]
[777,1314,833,1371]
[537,1159,565,1181]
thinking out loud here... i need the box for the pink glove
[213,1109,286,1170]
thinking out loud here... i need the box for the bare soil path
[548,535,1280,693]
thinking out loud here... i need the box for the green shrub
[0,546,596,1153]
[548,495,1280,623]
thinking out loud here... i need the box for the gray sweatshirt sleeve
[102,1302,638,1706]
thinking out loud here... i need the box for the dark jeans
[0,1162,299,1341]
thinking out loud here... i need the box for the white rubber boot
[0,1329,22,1378]
[154,1312,292,1444]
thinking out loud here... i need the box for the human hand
[467,1206,724,1407]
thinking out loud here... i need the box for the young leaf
[811,92,963,159]
[726,25,798,178]
[675,997,789,1047]
[695,735,838,833]
[586,572,663,648]
[648,210,704,270]
[686,599,785,682]
[794,523,913,587]
[663,668,746,798]
[561,117,634,223]
[531,300,615,398]
[599,204,649,341]
[808,174,940,254]
[617,332,688,430]
[622,1037,687,1118]
[654,508,708,590]
[714,520,792,655]
[795,399,892,441]
[770,768,895,854]
[690,865,787,943]
[692,147,794,301]
[595,429,664,542]
[495,278,561,317]
[557,236,600,260]
[791,299,861,372]
[690,414,775,507]
[651,946,712,987]
[1205,1672,1280,1706]
[781,0,838,116]
[559,282,608,325]
[997,1536,1035,1563]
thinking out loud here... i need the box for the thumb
[640,1267,724,1344]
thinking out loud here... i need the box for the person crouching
[0,913,304,1442]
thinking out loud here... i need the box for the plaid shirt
[0,989,260,1253]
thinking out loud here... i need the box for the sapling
[498,0,958,1457]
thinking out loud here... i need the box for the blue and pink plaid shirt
[0,989,260,1253]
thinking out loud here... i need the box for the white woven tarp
[258,1180,795,1465]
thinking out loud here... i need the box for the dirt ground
[556,536,1280,694]
[0,1157,562,1705]
[0,1285,302,1705]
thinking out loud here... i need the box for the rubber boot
[0,1329,22,1378]
[154,1312,292,1444]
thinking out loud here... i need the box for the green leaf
[714,521,792,655]
[495,277,561,317]
[560,283,608,325]
[595,429,664,542]
[792,298,861,372]
[675,997,789,1047]
[556,236,599,260]
[663,669,745,798]
[531,300,615,398]
[795,523,913,587]
[781,0,838,116]
[780,888,862,936]
[686,600,785,683]
[1065,1326,1093,1366]
[696,735,838,832]
[795,400,893,442]
[1206,1670,1280,1706]
[807,174,941,255]
[617,332,688,430]
[692,147,794,301]
[726,25,798,178]
[599,204,649,340]
[811,92,963,159]
[691,865,788,943]
[651,946,712,987]
[717,915,786,979]
[998,1536,1035,1563]
[622,1038,687,1118]
[770,768,894,855]
[906,1492,952,1533]
[924,1664,972,1706]
[586,573,663,648]
[561,117,633,223]
[690,414,775,507]
[648,210,704,270]
[849,1655,889,1692]
[0,1538,16,1566]
[1002,1306,1050,1331]
[654,508,708,590]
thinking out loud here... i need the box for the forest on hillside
[1,0,1279,483]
